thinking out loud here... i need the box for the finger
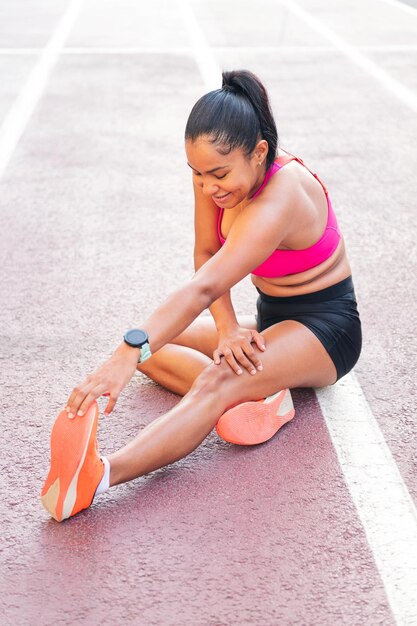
[65,373,93,407]
[213,349,222,365]
[222,348,243,375]
[253,332,266,351]
[242,342,264,373]
[234,347,258,376]
[76,383,108,417]
[104,393,119,415]
[66,382,96,418]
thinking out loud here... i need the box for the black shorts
[255,275,362,383]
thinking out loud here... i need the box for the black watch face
[125,329,148,347]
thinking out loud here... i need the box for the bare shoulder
[230,170,299,247]
[264,157,307,200]
[257,156,328,244]
[272,152,326,205]
[242,161,301,235]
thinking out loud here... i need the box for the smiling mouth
[213,192,230,200]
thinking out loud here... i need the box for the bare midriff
[251,237,352,297]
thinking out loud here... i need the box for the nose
[201,181,220,196]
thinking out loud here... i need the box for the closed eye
[192,171,228,180]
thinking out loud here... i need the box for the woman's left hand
[213,325,266,375]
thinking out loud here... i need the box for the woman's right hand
[213,325,266,376]
[65,344,139,418]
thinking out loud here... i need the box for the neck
[249,163,268,199]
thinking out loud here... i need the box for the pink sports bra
[217,152,342,278]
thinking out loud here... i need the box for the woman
[41,70,362,522]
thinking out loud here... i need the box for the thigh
[171,314,258,359]
[194,319,338,410]
[254,320,338,389]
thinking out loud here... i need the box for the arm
[66,173,294,416]
[195,252,238,333]
[114,178,221,362]
[193,176,239,333]
[116,173,295,362]
[113,257,234,362]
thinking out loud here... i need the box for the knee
[189,360,232,396]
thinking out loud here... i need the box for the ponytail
[185,70,278,170]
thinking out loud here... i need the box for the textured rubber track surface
[1,0,416,624]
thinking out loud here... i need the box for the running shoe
[216,388,295,446]
[41,401,104,522]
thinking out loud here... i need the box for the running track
[0,1,416,624]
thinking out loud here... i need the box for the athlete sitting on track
[41,70,362,522]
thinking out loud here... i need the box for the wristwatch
[123,328,152,364]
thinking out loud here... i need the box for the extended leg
[108,367,230,485]
[41,320,337,521]
[108,320,337,486]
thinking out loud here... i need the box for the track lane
[1,0,416,623]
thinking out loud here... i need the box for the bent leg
[108,320,337,486]
[137,314,257,396]
[137,344,212,396]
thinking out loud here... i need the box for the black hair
[185,70,278,171]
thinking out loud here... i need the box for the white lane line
[180,1,417,623]
[214,44,417,52]
[317,373,417,626]
[0,48,43,55]
[379,0,417,16]
[176,0,220,91]
[0,0,84,181]
[2,44,417,55]
[276,1,417,621]
[62,46,191,55]
[278,0,417,114]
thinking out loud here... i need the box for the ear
[253,139,269,165]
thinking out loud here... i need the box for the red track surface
[1,1,416,624]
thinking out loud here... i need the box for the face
[185,135,268,209]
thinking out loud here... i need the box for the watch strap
[138,341,152,364]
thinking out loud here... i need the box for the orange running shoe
[216,388,295,446]
[41,401,104,522]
